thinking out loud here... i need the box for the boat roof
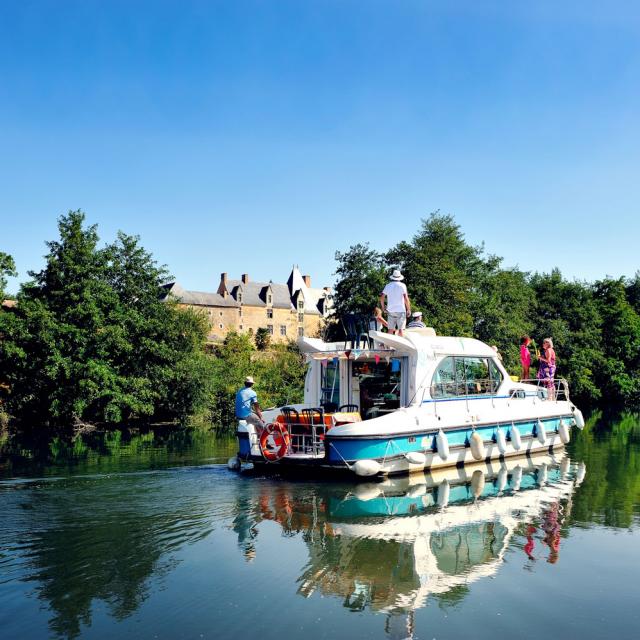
[298,329,496,359]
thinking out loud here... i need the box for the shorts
[239,414,265,429]
[387,312,406,332]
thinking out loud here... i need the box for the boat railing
[287,425,325,456]
[516,378,570,402]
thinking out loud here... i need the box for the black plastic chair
[341,313,370,349]
[321,401,338,413]
[338,404,359,413]
[301,407,324,426]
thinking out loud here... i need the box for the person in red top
[520,335,532,380]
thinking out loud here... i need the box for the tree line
[1,210,638,433]
[0,212,303,432]
[333,213,640,409]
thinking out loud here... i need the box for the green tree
[592,278,640,406]
[0,251,17,299]
[386,213,485,336]
[333,243,386,317]
[529,270,604,405]
[472,265,534,374]
[0,211,214,428]
[255,327,271,350]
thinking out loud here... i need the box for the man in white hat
[235,376,265,428]
[379,269,411,336]
[407,311,426,329]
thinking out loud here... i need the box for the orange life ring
[259,423,291,462]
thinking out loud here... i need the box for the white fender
[573,408,585,430]
[436,429,450,461]
[405,451,427,466]
[496,465,508,494]
[510,426,522,451]
[469,432,486,461]
[537,463,548,486]
[536,420,547,446]
[558,419,570,444]
[227,456,241,471]
[575,461,586,486]
[471,469,485,498]
[353,459,382,477]
[512,465,523,491]
[437,479,450,508]
[495,428,507,455]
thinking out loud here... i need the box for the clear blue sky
[2,0,639,294]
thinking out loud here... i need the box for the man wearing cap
[235,376,265,428]
[407,311,426,329]
[379,269,411,336]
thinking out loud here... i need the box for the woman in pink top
[537,338,557,398]
[520,335,532,380]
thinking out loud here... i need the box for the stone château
[161,266,333,343]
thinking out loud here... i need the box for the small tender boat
[231,327,585,477]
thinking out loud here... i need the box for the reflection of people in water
[524,525,536,560]
[542,503,562,564]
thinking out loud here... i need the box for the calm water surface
[1,415,639,640]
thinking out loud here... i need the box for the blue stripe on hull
[326,417,568,463]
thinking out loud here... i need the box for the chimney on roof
[303,275,311,287]
[242,273,250,284]
[217,272,228,297]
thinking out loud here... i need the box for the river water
[1,414,639,640]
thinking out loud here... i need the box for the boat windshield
[430,356,503,398]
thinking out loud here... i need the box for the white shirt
[382,281,408,313]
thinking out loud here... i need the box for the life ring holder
[259,422,291,462]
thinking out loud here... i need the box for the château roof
[161,266,333,316]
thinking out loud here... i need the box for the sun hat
[390,269,404,281]
[245,376,255,384]
[412,311,422,318]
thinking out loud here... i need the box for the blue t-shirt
[235,386,258,418]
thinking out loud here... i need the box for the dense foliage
[333,212,640,409]
[0,211,215,429]
[208,332,306,427]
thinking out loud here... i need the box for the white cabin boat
[232,327,585,477]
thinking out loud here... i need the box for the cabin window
[267,324,273,335]
[298,313,304,322]
[432,357,456,397]
[431,356,499,398]
[267,308,273,319]
[280,325,287,336]
[321,359,340,411]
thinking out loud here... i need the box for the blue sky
[1,0,639,294]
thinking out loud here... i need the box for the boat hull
[236,413,578,478]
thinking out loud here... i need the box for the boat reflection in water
[235,452,586,638]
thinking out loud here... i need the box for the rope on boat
[327,441,353,471]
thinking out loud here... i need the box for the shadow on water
[0,412,639,639]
